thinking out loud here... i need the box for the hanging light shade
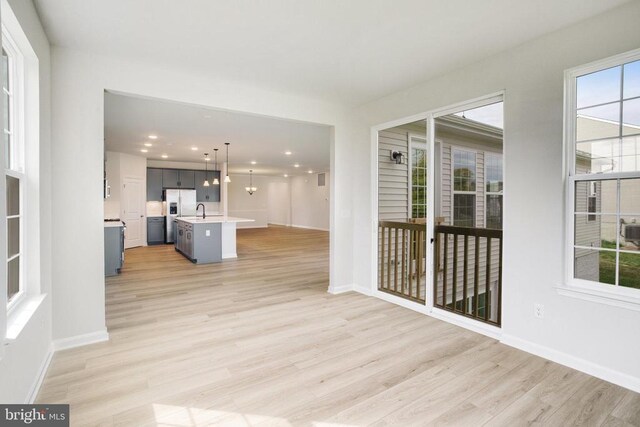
[224,142,231,183]
[245,169,258,195]
[212,148,220,185]
[203,153,210,187]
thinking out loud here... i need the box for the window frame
[563,48,640,305]
[451,147,477,227]
[2,23,25,312]
[484,152,503,229]
[408,134,427,219]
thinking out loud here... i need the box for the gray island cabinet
[175,218,222,264]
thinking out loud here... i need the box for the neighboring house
[377,113,504,317]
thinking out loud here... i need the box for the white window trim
[2,23,24,174]
[451,147,477,227]
[408,134,427,219]
[484,152,503,229]
[561,48,640,309]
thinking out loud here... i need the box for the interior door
[122,177,144,248]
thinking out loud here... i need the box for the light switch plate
[206,229,210,237]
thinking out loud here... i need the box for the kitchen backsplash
[146,201,164,217]
[145,201,221,217]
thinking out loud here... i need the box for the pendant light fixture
[203,153,210,187]
[224,142,231,183]
[212,148,220,185]
[245,170,257,195]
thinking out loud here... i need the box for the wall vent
[317,173,326,187]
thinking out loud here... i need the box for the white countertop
[104,220,124,228]
[176,216,255,224]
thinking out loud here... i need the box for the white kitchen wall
[291,172,330,231]
[267,180,291,226]
[0,0,53,404]
[103,150,120,218]
[103,151,147,244]
[227,173,272,228]
[347,1,640,391]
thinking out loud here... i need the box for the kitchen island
[175,216,254,264]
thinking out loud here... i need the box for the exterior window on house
[410,137,427,218]
[453,149,476,227]
[3,35,23,304]
[485,154,503,229]
[568,53,640,291]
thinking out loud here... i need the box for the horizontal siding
[379,126,410,221]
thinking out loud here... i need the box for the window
[566,50,640,293]
[410,136,427,218]
[485,154,503,229]
[453,149,476,227]
[3,27,24,306]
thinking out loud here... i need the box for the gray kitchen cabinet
[162,169,195,189]
[104,224,124,276]
[209,171,221,201]
[195,170,221,202]
[162,169,179,188]
[147,217,165,244]
[178,170,195,189]
[175,219,221,264]
[146,168,163,201]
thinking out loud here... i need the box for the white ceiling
[34,0,630,106]
[104,92,331,176]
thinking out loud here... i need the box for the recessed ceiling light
[308,170,313,174]
[148,135,158,140]
[161,154,168,159]
[284,174,288,178]
[294,164,300,168]
[144,143,153,147]
[191,147,198,151]
[285,151,292,155]
[140,149,148,153]
[251,161,256,165]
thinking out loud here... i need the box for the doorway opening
[432,99,504,327]
[375,95,504,328]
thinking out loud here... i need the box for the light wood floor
[37,225,639,426]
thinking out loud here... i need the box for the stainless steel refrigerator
[164,189,197,243]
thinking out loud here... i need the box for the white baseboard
[354,284,374,296]
[501,334,640,394]
[290,224,329,232]
[267,222,291,227]
[430,307,502,340]
[328,283,355,294]
[25,343,54,404]
[222,252,237,259]
[53,329,109,352]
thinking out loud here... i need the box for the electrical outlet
[534,303,544,319]
[205,229,210,237]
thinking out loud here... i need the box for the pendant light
[203,153,210,187]
[224,142,231,183]
[212,148,220,185]
[245,170,257,195]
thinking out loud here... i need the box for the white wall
[50,46,352,343]
[291,172,330,231]
[227,173,276,228]
[267,180,291,226]
[103,150,120,218]
[348,1,640,391]
[0,0,52,403]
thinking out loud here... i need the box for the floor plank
[36,225,638,426]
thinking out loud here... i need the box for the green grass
[599,241,640,289]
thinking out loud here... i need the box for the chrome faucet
[196,203,206,219]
